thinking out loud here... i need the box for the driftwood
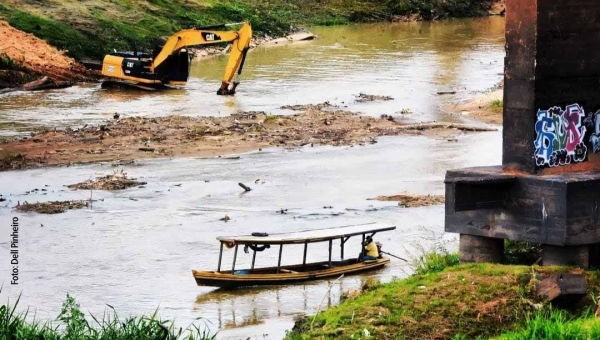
[397,123,497,132]
[0,76,73,94]
[238,183,252,192]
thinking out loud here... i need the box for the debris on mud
[355,93,394,103]
[1,153,32,170]
[281,101,335,111]
[15,200,89,214]
[368,193,445,208]
[0,103,498,170]
[68,170,146,190]
[397,122,497,132]
[0,76,73,95]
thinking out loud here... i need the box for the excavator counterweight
[101,22,252,95]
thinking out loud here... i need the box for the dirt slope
[0,20,89,82]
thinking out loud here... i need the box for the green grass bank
[0,0,498,61]
[0,293,215,340]
[286,248,600,339]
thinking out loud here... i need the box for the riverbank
[0,103,496,171]
[0,0,501,62]
[444,88,503,125]
[0,21,95,89]
[286,260,600,339]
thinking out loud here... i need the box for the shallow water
[0,17,505,339]
[0,17,504,135]
[0,132,501,339]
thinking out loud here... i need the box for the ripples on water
[0,17,504,135]
[0,17,505,339]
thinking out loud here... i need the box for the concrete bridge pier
[445,0,600,268]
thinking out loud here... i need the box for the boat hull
[192,258,390,289]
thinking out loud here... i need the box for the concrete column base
[542,245,589,268]
[459,234,504,264]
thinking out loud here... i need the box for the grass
[263,114,281,123]
[0,293,216,339]
[287,263,536,339]
[490,99,503,113]
[0,0,496,61]
[413,248,460,275]
[286,248,600,340]
[494,310,600,340]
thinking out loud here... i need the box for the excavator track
[100,80,160,92]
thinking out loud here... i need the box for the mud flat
[15,200,90,214]
[368,193,445,208]
[0,105,496,171]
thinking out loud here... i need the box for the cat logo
[202,32,221,42]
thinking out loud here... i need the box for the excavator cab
[101,22,252,94]
[154,49,191,86]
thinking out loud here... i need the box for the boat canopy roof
[216,223,396,245]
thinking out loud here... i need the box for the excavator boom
[101,22,252,95]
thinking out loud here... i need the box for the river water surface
[0,18,504,339]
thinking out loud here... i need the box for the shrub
[414,250,460,275]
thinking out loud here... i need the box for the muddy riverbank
[0,104,495,171]
[0,20,95,89]
[444,88,503,125]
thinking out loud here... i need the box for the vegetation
[0,0,496,61]
[490,99,504,113]
[263,114,281,123]
[0,53,37,87]
[494,310,600,340]
[0,293,215,339]
[413,248,460,275]
[504,240,542,265]
[286,248,600,339]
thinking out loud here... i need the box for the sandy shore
[0,104,496,171]
[443,89,503,125]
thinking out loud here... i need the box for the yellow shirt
[365,242,379,258]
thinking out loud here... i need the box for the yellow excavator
[101,22,252,95]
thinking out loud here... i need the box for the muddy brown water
[0,18,504,339]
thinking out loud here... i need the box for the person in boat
[359,236,379,262]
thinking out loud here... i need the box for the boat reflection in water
[194,274,383,332]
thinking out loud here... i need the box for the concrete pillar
[459,234,504,264]
[542,245,589,268]
[504,0,600,173]
[446,1,600,267]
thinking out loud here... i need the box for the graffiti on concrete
[534,104,587,167]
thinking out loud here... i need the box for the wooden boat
[192,223,396,289]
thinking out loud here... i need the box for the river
[0,17,505,339]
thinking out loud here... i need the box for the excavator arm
[151,22,252,95]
